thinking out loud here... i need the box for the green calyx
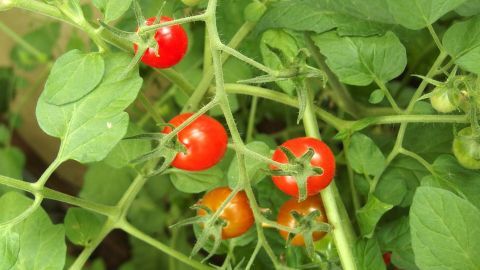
[270,147,324,202]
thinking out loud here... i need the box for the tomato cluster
[271,137,335,246]
[161,109,334,251]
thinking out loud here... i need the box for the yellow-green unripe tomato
[453,127,480,170]
[430,86,457,113]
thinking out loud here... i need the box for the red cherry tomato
[162,113,228,171]
[383,252,392,265]
[270,137,336,197]
[197,187,254,239]
[277,196,328,246]
[133,16,188,68]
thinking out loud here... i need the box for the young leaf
[387,0,467,30]
[260,29,298,95]
[356,196,393,237]
[368,89,385,104]
[64,208,103,246]
[312,31,407,86]
[410,187,480,270]
[42,50,105,105]
[347,133,386,177]
[443,16,480,74]
[36,53,143,164]
[353,238,386,270]
[0,192,66,269]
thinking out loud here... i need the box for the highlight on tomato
[162,113,228,171]
[270,137,336,198]
[197,187,254,239]
[133,16,188,68]
[276,195,328,246]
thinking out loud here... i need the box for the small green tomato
[453,127,480,170]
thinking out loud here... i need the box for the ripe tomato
[270,137,336,197]
[197,187,254,239]
[163,113,228,171]
[277,196,328,246]
[133,16,188,68]
[453,127,480,169]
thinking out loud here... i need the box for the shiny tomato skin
[163,113,228,171]
[133,16,188,68]
[197,187,254,239]
[270,137,336,197]
[277,196,328,246]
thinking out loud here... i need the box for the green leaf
[443,16,480,74]
[423,155,480,209]
[312,31,406,86]
[356,196,393,237]
[42,50,104,105]
[377,217,418,270]
[0,192,66,269]
[387,0,467,30]
[80,162,134,205]
[403,123,453,162]
[375,156,430,206]
[36,53,143,163]
[256,0,393,37]
[347,133,386,177]
[368,89,385,104]
[104,123,151,168]
[456,0,480,16]
[410,187,480,270]
[354,238,386,270]
[0,229,19,270]
[105,0,133,22]
[92,0,107,11]
[10,22,60,70]
[64,208,103,246]
[169,167,224,193]
[0,147,25,180]
[228,141,271,188]
[260,29,298,95]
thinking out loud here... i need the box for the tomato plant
[276,196,328,246]
[197,187,254,239]
[163,112,228,171]
[270,137,335,198]
[1,0,480,269]
[133,16,188,68]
